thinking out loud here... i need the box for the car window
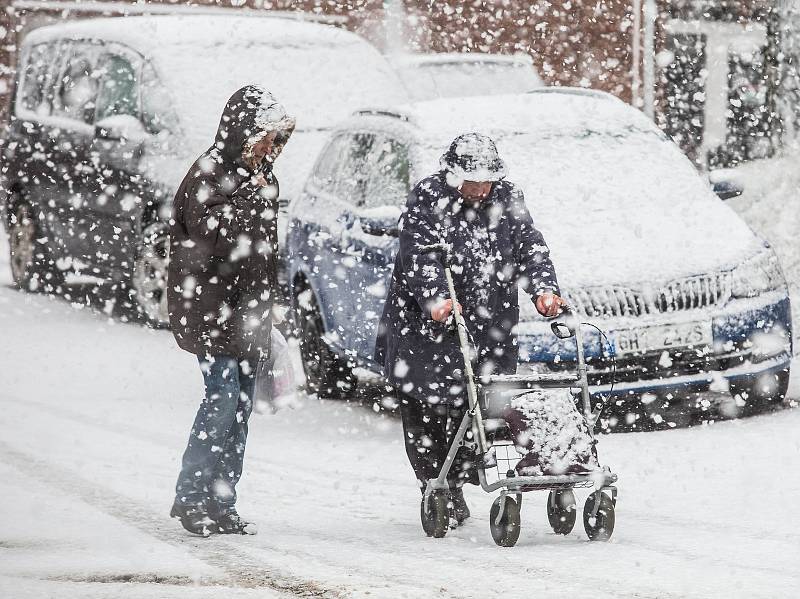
[52,42,102,124]
[311,135,348,186]
[363,137,410,208]
[18,43,54,116]
[141,62,177,134]
[398,68,439,103]
[95,52,140,122]
[335,132,376,206]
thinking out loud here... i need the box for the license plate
[612,322,712,356]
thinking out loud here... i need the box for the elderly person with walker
[375,133,566,526]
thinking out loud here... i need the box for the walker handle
[416,242,453,267]
[550,305,577,339]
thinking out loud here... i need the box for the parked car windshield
[400,61,541,101]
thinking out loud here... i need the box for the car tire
[7,196,65,293]
[295,284,356,399]
[129,223,171,328]
[729,368,790,415]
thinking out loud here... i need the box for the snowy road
[1,232,799,599]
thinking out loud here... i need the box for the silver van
[1,15,408,325]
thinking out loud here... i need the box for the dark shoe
[214,508,257,535]
[170,502,215,537]
[449,487,471,525]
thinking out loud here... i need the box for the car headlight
[731,250,785,298]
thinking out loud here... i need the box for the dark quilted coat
[167,85,293,361]
[375,171,560,406]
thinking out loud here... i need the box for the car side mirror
[95,124,121,141]
[361,219,399,237]
[551,321,575,339]
[709,169,744,200]
[357,206,401,238]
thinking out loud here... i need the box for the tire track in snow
[1,398,739,599]
[24,395,800,552]
[0,433,467,599]
[12,391,800,595]
[20,395,405,492]
[0,441,343,599]
[1,399,629,598]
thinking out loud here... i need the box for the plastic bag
[502,389,598,476]
[254,329,298,412]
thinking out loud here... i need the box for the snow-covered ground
[1,232,799,599]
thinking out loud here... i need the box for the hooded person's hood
[213,85,296,173]
[440,132,507,186]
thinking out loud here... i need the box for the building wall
[0,0,791,166]
[654,0,781,165]
[0,0,640,123]
[404,1,636,101]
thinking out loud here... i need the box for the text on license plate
[612,322,712,356]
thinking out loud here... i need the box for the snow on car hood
[416,125,762,299]
[498,129,763,289]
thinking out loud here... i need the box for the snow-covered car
[286,88,792,411]
[709,152,800,347]
[0,15,407,325]
[388,53,542,102]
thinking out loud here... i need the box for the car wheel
[129,223,170,328]
[730,368,790,415]
[295,285,355,399]
[7,197,65,293]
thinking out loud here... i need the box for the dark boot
[449,487,471,525]
[213,507,257,535]
[170,502,215,537]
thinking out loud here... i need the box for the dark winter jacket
[167,86,294,361]
[375,171,560,406]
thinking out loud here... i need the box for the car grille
[566,273,732,318]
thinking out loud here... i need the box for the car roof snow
[388,52,535,67]
[348,88,655,140]
[22,14,364,52]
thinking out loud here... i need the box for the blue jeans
[174,355,256,513]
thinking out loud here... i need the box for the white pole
[643,0,656,119]
[632,0,642,108]
[383,0,407,54]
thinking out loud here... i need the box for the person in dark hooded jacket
[375,133,565,525]
[168,85,295,536]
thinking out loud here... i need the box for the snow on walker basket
[417,243,618,547]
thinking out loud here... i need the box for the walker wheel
[547,489,577,535]
[489,495,521,547]
[583,492,615,541]
[420,490,449,538]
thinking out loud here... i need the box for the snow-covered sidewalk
[1,234,799,598]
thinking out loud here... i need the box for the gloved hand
[535,293,567,317]
[430,298,462,322]
[232,172,279,225]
